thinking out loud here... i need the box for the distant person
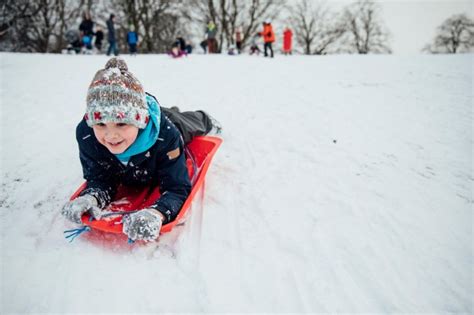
[106,14,118,56]
[94,27,104,52]
[65,29,82,54]
[79,12,94,37]
[205,21,218,53]
[168,41,187,58]
[249,34,261,55]
[176,36,192,54]
[185,44,193,54]
[227,45,239,56]
[227,45,237,55]
[283,27,293,55]
[200,39,208,54]
[169,47,187,58]
[259,20,275,58]
[176,36,186,51]
[127,26,138,56]
[235,27,243,54]
[79,12,94,52]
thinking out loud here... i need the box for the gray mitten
[61,195,98,224]
[123,209,163,242]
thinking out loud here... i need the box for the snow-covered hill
[1,52,472,313]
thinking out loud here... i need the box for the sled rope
[64,226,91,242]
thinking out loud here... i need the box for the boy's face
[92,122,139,154]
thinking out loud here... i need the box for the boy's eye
[97,123,105,127]
[116,123,127,127]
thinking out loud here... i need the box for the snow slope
[0,52,472,313]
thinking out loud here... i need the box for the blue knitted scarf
[115,95,161,164]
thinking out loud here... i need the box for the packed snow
[0,52,472,313]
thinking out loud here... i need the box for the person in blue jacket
[127,26,138,55]
[61,58,220,242]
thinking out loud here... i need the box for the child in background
[94,27,104,52]
[249,34,261,55]
[65,29,82,54]
[168,40,187,58]
[61,58,220,242]
[283,27,293,55]
[228,45,237,55]
[200,39,208,54]
[235,27,243,54]
[127,26,138,55]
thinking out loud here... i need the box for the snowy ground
[0,52,472,313]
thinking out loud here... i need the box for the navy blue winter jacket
[76,113,191,224]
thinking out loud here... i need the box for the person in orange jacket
[283,27,293,55]
[259,21,275,58]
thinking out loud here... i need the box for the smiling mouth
[107,140,124,147]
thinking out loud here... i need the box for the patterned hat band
[85,58,149,129]
[85,103,150,129]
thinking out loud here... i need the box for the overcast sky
[331,0,473,54]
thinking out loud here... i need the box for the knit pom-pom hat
[85,57,149,129]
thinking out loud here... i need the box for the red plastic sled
[69,136,222,234]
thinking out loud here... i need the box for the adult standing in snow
[61,57,221,242]
[206,21,218,53]
[79,12,94,52]
[283,27,293,55]
[259,21,275,58]
[106,14,118,56]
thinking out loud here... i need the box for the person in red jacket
[283,27,293,55]
[259,21,275,58]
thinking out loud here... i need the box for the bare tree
[0,0,181,53]
[51,0,84,53]
[0,0,288,54]
[0,0,84,52]
[0,1,42,52]
[114,0,181,53]
[423,14,474,54]
[339,0,391,54]
[288,0,345,55]
[182,0,284,52]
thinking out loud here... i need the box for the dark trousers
[107,41,118,56]
[162,108,213,145]
[207,38,218,53]
[200,40,207,53]
[236,41,242,53]
[147,93,212,144]
[129,43,137,54]
[264,42,274,57]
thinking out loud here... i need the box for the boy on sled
[61,58,220,242]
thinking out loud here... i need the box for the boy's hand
[61,195,98,224]
[123,209,164,242]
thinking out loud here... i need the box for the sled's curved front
[69,136,222,234]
